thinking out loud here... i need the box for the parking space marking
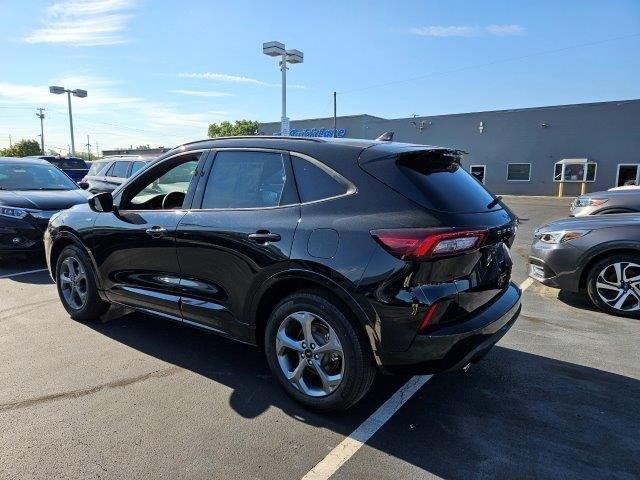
[520,277,534,292]
[0,268,48,279]
[301,375,432,480]
[302,276,536,480]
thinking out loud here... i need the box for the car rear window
[360,149,501,213]
[291,156,348,203]
[57,158,88,169]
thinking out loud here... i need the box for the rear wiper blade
[487,195,502,209]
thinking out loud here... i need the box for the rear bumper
[377,282,521,374]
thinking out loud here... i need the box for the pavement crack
[0,366,182,413]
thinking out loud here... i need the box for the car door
[176,149,300,337]
[91,151,207,318]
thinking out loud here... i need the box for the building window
[469,165,486,184]
[553,159,597,183]
[616,164,639,187]
[507,163,531,182]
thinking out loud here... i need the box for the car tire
[56,245,109,321]
[264,291,376,411]
[586,254,640,318]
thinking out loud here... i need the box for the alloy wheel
[595,261,640,312]
[59,256,88,310]
[275,311,345,397]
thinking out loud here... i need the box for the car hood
[578,189,640,199]
[0,189,90,210]
[538,213,640,232]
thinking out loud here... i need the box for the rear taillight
[371,227,487,260]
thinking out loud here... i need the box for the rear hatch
[361,146,518,327]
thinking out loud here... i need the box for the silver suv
[80,156,151,193]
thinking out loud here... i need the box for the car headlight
[573,197,608,208]
[0,206,29,219]
[536,229,591,244]
[28,210,57,220]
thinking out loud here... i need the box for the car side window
[110,161,131,178]
[201,151,287,209]
[291,155,348,203]
[121,153,201,210]
[129,161,145,177]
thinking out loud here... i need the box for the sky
[1,0,639,153]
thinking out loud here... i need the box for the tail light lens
[371,227,487,260]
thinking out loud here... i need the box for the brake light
[371,227,487,260]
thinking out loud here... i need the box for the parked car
[45,137,521,411]
[24,155,89,183]
[570,190,640,216]
[0,157,89,256]
[529,213,640,317]
[79,155,149,193]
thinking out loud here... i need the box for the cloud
[179,72,268,86]
[486,24,525,36]
[170,89,233,98]
[179,72,307,90]
[409,26,476,37]
[410,24,525,37]
[23,0,136,46]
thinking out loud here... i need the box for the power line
[338,32,640,95]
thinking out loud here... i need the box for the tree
[207,120,260,138]
[1,139,42,157]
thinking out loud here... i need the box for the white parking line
[301,276,535,480]
[520,277,534,292]
[0,268,48,279]
[301,375,432,480]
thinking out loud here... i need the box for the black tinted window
[109,161,130,178]
[58,158,87,169]
[202,151,286,209]
[291,156,347,202]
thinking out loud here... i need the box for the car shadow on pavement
[556,289,603,314]
[85,312,640,479]
[84,311,409,434]
[360,345,640,480]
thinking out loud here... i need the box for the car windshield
[0,163,78,190]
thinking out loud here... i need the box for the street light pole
[67,91,75,155]
[49,86,87,156]
[263,41,303,136]
[36,108,45,154]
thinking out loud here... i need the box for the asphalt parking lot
[1,195,639,480]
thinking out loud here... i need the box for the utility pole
[95,141,99,158]
[36,108,45,154]
[9,134,12,147]
[333,92,337,138]
[86,135,91,161]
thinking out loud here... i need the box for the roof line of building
[261,99,640,125]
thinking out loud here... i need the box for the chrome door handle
[248,232,281,243]
[145,226,167,238]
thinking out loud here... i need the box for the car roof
[101,155,150,162]
[0,156,50,165]
[161,136,449,162]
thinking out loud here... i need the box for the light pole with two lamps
[48,86,87,156]
[263,41,303,136]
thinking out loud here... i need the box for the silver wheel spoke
[613,263,622,286]
[59,272,72,286]
[596,281,621,292]
[613,290,632,310]
[287,358,307,389]
[276,328,303,353]
[314,331,342,355]
[312,359,342,394]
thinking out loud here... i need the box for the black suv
[45,137,521,411]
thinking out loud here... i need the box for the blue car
[24,156,89,183]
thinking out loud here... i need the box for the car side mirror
[79,182,89,190]
[88,192,114,212]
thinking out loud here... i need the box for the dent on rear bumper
[377,282,521,374]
